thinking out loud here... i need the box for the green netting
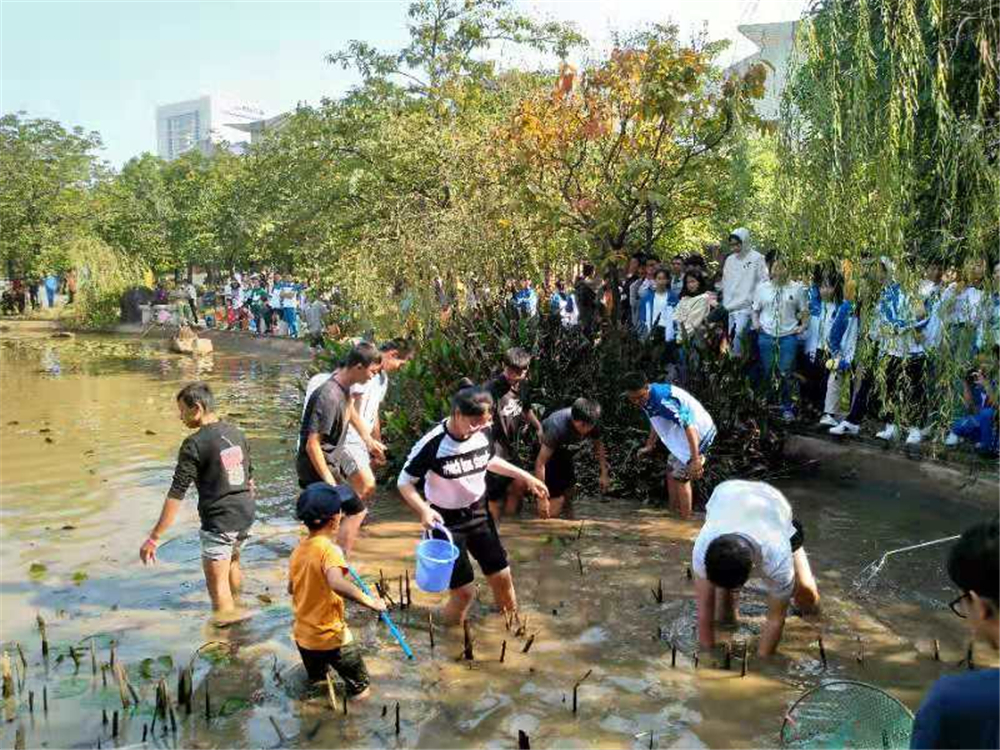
[781,681,914,749]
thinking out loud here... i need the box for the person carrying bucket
[397,380,549,625]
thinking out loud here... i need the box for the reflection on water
[0,325,995,749]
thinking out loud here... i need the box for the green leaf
[219,696,251,716]
[28,563,48,580]
[72,571,88,585]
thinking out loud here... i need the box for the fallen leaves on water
[219,696,252,716]
[44,436,54,444]
[256,593,273,605]
[71,571,88,585]
[28,563,47,580]
[6,421,18,426]
[145,429,156,435]
[138,655,173,680]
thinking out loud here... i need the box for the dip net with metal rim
[780,680,914,749]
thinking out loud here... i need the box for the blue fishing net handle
[348,566,415,660]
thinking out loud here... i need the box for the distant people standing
[186,280,199,323]
[513,279,538,318]
[280,278,300,337]
[247,279,268,335]
[549,280,578,327]
[303,295,329,349]
[574,263,601,334]
[630,256,660,331]
[44,273,58,308]
[751,252,809,422]
[621,253,644,325]
[66,271,77,305]
[268,274,283,334]
[721,228,768,355]
[27,277,40,310]
[668,255,685,305]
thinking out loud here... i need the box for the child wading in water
[623,372,715,519]
[140,382,254,624]
[289,483,385,697]
[397,381,549,625]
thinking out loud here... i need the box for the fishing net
[780,680,914,749]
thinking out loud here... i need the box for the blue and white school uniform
[641,383,716,467]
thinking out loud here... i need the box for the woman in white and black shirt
[397,382,548,625]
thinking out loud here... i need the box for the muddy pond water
[0,324,994,749]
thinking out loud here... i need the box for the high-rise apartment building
[155,95,268,160]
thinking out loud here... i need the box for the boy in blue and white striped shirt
[624,372,715,519]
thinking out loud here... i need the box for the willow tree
[775,0,998,432]
[775,0,997,269]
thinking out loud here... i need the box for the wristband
[145,537,159,546]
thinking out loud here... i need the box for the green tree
[0,112,106,276]
[95,153,175,272]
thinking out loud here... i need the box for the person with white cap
[720,227,769,355]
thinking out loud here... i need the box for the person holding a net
[691,480,820,656]
[910,517,999,749]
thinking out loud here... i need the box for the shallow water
[0,323,994,749]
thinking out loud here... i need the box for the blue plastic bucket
[415,524,459,593]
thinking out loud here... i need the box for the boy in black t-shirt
[140,382,254,622]
[534,398,609,519]
[484,347,543,520]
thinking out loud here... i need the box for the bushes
[58,236,148,329]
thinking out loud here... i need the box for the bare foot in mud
[212,610,254,628]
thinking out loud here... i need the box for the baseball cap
[296,483,355,528]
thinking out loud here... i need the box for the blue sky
[1,1,805,167]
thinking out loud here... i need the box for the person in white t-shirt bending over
[692,480,820,657]
[337,340,413,554]
[721,227,768,355]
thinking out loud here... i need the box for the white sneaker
[943,432,960,447]
[875,423,898,441]
[905,427,923,445]
[819,414,839,427]
[829,420,860,436]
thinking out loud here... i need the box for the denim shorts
[199,528,251,561]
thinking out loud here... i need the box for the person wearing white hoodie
[721,228,769,356]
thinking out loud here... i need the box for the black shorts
[296,642,370,696]
[484,470,513,502]
[544,448,576,498]
[431,500,509,589]
[790,519,804,552]
[297,478,366,516]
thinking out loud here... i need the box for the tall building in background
[155,95,268,160]
[726,21,798,120]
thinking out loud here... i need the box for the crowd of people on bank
[499,229,999,454]
[165,272,335,348]
[1,272,75,314]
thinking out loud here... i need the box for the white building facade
[726,21,798,121]
[155,96,268,160]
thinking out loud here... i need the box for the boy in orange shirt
[289,483,385,698]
